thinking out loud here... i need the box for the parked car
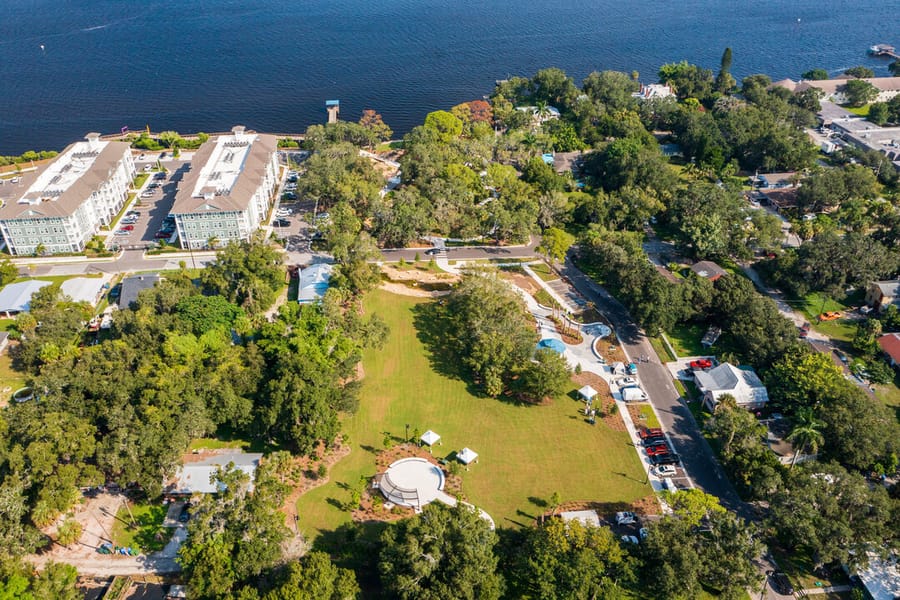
[642,436,667,447]
[114,230,131,236]
[626,363,638,375]
[655,465,677,477]
[143,164,152,171]
[621,535,639,544]
[617,377,637,387]
[650,454,680,466]
[155,231,173,239]
[425,248,442,255]
[819,311,842,321]
[621,387,648,402]
[121,225,135,231]
[689,358,712,370]
[273,219,291,227]
[282,192,297,200]
[645,445,670,457]
[638,427,663,440]
[615,511,636,525]
[768,571,794,595]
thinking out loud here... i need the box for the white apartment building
[170,126,278,250]
[773,76,900,104]
[0,133,134,255]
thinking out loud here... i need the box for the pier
[868,44,899,60]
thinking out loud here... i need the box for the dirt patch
[366,157,399,181]
[500,270,540,295]
[627,404,658,431]
[282,437,352,527]
[382,264,459,284]
[379,282,450,298]
[593,336,628,365]
[536,495,661,524]
[571,372,626,432]
[351,443,463,524]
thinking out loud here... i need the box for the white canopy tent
[420,430,441,446]
[457,447,479,465]
[578,385,598,401]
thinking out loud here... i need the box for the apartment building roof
[171,126,277,215]
[0,134,131,221]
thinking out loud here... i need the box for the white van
[621,386,648,402]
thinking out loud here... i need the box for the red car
[639,427,663,440]
[689,358,712,370]
[646,445,670,457]
[122,225,135,231]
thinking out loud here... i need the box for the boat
[868,43,896,56]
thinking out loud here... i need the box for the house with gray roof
[690,261,728,282]
[0,133,134,255]
[866,280,900,312]
[0,280,52,317]
[167,452,264,495]
[118,273,161,309]
[170,126,278,250]
[694,362,769,411]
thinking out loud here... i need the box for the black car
[641,436,667,447]
[768,571,793,595]
[650,454,680,466]
[424,248,442,255]
[274,219,291,227]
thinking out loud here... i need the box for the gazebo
[420,430,441,452]
[578,385,598,402]
[457,447,479,470]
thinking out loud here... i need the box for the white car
[655,465,677,477]
[615,511,636,525]
[617,377,637,387]
[621,535,639,544]
[276,209,292,216]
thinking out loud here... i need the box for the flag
[121,126,128,134]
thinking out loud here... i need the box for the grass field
[0,354,27,400]
[791,292,857,342]
[665,323,706,357]
[296,290,650,539]
[528,261,559,282]
[110,503,172,553]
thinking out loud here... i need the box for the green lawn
[188,438,250,451]
[296,290,650,539]
[528,261,559,282]
[791,292,857,342]
[648,336,676,362]
[634,404,660,428]
[532,288,560,309]
[874,374,900,423]
[665,323,707,357]
[110,503,173,553]
[844,104,870,117]
[0,354,27,400]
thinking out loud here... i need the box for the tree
[889,60,900,77]
[667,489,726,527]
[56,517,83,547]
[843,65,875,79]
[379,502,503,600]
[581,70,639,111]
[520,348,571,402]
[868,102,890,126]
[262,552,359,600]
[801,68,829,80]
[358,109,393,143]
[714,47,736,94]
[769,463,894,568]
[658,61,715,101]
[443,272,538,397]
[841,79,879,107]
[423,111,463,143]
[537,228,575,263]
[174,295,244,336]
[0,260,17,287]
[786,407,825,467]
[158,130,183,148]
[30,562,81,600]
[200,235,284,314]
[508,517,633,600]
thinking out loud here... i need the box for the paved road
[559,256,750,519]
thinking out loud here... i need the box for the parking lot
[108,156,187,249]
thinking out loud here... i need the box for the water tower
[325,100,340,124]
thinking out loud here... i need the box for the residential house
[690,261,728,282]
[751,172,798,189]
[171,126,278,250]
[854,551,900,600]
[694,362,769,411]
[0,133,135,255]
[118,273,161,309]
[0,280,52,318]
[167,452,264,495]
[866,280,900,312]
[297,263,334,304]
[772,76,900,104]
[60,274,112,306]
[878,333,900,367]
[633,83,675,100]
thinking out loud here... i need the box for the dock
[868,44,899,60]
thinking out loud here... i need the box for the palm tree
[786,407,825,468]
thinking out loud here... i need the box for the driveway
[559,257,749,519]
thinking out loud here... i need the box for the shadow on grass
[411,302,481,398]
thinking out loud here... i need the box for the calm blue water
[0,0,895,154]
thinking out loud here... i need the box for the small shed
[610,361,626,375]
[420,430,441,447]
[578,385,598,401]
[457,447,478,465]
[0,280,52,317]
[700,326,722,348]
